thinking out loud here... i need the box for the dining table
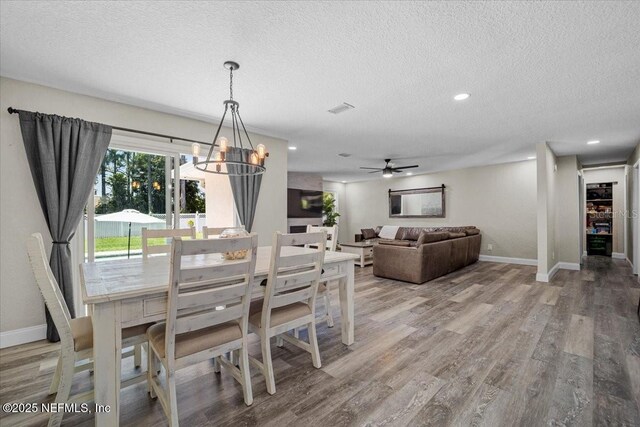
[80,246,358,426]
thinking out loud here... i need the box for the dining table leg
[338,259,355,345]
[92,301,122,426]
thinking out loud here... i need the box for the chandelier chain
[229,67,233,100]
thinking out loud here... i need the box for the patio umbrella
[95,209,164,258]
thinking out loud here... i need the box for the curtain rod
[7,107,214,147]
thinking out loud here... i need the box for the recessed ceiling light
[587,140,600,145]
[288,146,297,150]
[454,93,470,101]
[328,103,355,114]
[341,180,347,183]
[406,172,413,176]
[527,156,536,160]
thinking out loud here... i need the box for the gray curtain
[226,147,263,232]
[18,111,112,342]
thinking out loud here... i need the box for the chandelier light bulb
[191,143,200,157]
[214,151,222,162]
[257,144,266,159]
[219,137,228,153]
[250,152,259,165]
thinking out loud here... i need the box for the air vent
[328,102,355,114]
[338,153,351,157]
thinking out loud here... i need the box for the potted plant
[322,193,340,227]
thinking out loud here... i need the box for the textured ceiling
[1,1,639,181]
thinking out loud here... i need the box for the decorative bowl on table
[219,227,249,260]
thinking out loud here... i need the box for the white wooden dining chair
[306,225,338,328]
[203,226,241,238]
[248,231,326,394]
[146,233,259,426]
[141,226,196,259]
[26,233,149,427]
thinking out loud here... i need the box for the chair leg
[293,328,300,339]
[261,335,276,395]
[213,356,221,374]
[324,289,334,328]
[134,344,142,369]
[276,335,284,348]
[48,356,62,395]
[147,346,157,399]
[47,354,74,427]
[166,371,179,426]
[307,322,322,369]
[239,341,253,406]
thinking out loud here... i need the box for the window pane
[88,148,169,260]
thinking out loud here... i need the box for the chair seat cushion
[249,299,312,328]
[147,321,242,359]
[70,317,151,352]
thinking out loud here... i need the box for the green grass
[93,233,204,252]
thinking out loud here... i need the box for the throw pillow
[465,228,480,236]
[361,228,377,240]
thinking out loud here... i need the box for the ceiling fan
[360,159,419,178]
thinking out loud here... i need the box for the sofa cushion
[464,228,480,236]
[417,231,449,245]
[448,232,466,239]
[361,228,377,239]
[397,227,424,241]
[378,239,411,247]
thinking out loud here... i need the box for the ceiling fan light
[382,170,393,178]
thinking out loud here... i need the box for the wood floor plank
[322,324,416,378]
[501,284,532,302]
[444,303,494,334]
[539,286,562,305]
[449,283,484,303]
[563,314,594,359]
[370,296,429,322]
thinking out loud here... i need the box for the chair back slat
[177,281,248,310]
[26,233,73,344]
[276,252,323,268]
[202,226,237,239]
[260,232,326,328]
[175,304,244,335]
[306,225,338,251]
[275,268,321,291]
[179,261,251,284]
[142,227,196,259]
[165,234,258,362]
[270,287,314,309]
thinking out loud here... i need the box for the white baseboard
[557,262,580,271]
[536,262,561,283]
[478,255,538,266]
[0,324,47,349]
[612,252,626,259]
[536,262,581,282]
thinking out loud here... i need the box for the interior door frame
[634,160,639,276]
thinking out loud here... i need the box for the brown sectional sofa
[366,226,481,284]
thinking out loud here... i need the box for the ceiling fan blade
[392,165,419,170]
[368,170,380,174]
[360,167,383,170]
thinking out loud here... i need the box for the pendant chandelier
[191,61,267,176]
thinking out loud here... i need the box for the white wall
[583,166,626,255]
[342,160,538,260]
[0,77,287,336]
[626,143,640,268]
[555,156,581,265]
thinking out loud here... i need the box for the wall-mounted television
[287,189,323,218]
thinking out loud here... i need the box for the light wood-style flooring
[1,256,639,426]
